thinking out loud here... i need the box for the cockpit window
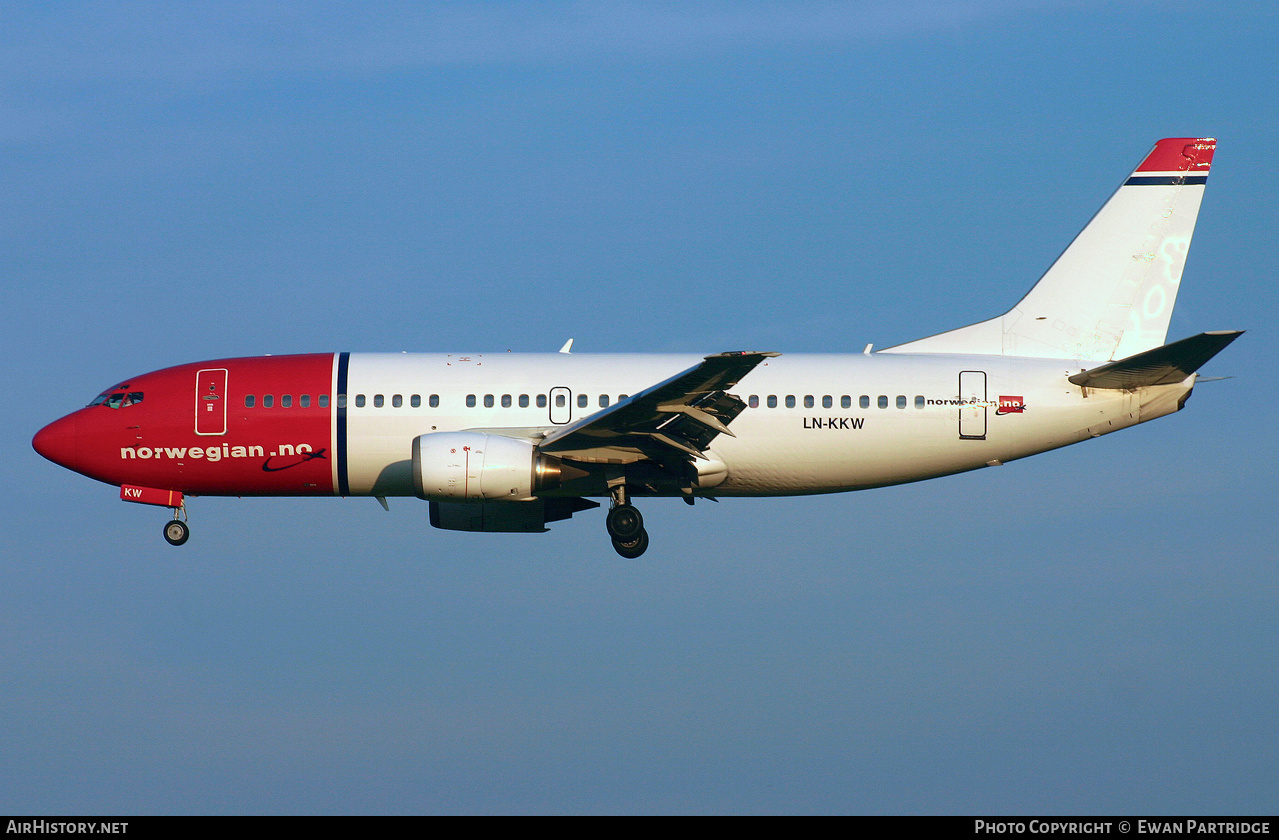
[91,391,143,409]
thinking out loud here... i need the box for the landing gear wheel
[606,504,644,541]
[612,528,649,559]
[163,519,189,546]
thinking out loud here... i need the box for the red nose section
[33,413,79,470]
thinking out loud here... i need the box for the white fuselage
[339,352,1190,498]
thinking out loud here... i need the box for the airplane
[32,137,1241,558]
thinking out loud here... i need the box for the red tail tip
[1136,137,1216,173]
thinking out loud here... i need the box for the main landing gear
[163,505,189,546]
[606,483,649,558]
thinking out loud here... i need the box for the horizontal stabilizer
[1068,331,1242,389]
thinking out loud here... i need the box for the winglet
[559,339,574,354]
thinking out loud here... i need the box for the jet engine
[429,497,599,533]
[412,432,564,501]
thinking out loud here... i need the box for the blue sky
[4,1,1277,814]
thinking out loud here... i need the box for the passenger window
[538,394,548,408]
[767,395,778,408]
[429,395,439,408]
[519,394,529,408]
[282,395,293,408]
[484,394,494,408]
[803,395,814,408]
[301,395,311,408]
[466,395,476,408]
[353,395,363,408]
[245,395,255,408]
[749,395,759,408]
[822,395,832,409]
[896,395,906,409]
[599,395,609,407]
[577,394,588,408]
[336,395,345,409]
[502,394,512,408]
[410,395,420,408]
[877,395,887,409]
[915,395,925,409]
[391,395,402,407]
[320,395,330,408]
[555,394,566,408]
[841,395,851,409]
[785,395,796,409]
[265,395,275,408]
[374,394,384,408]
[860,395,870,409]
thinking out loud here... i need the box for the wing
[538,350,779,464]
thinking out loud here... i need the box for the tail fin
[885,138,1216,361]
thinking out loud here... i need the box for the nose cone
[33,413,79,470]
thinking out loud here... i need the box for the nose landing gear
[163,504,189,546]
[118,485,191,546]
[163,519,189,546]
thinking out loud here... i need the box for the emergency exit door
[548,387,572,425]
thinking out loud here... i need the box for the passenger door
[195,368,228,435]
[958,370,986,440]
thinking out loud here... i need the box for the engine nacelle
[429,497,599,533]
[412,432,563,501]
[429,499,551,532]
